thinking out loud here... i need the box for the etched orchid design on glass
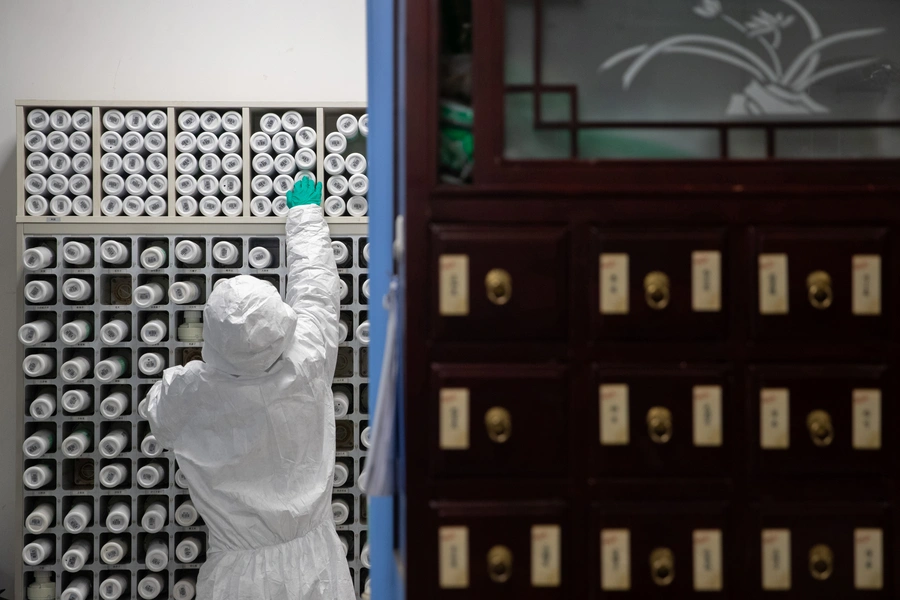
[600,0,885,116]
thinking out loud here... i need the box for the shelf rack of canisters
[16,100,372,600]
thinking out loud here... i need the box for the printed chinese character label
[439,388,470,450]
[439,255,469,316]
[853,389,881,450]
[439,526,469,589]
[762,529,791,590]
[600,384,629,445]
[693,529,723,591]
[852,255,881,316]
[759,254,788,315]
[600,253,629,314]
[760,388,789,449]
[854,528,883,590]
[692,250,722,312]
[531,524,562,587]
[693,385,723,447]
[601,529,631,590]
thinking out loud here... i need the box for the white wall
[0,0,367,594]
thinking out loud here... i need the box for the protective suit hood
[202,275,298,376]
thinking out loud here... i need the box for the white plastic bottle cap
[139,573,165,598]
[333,461,349,487]
[122,153,145,175]
[95,356,128,382]
[294,147,316,170]
[141,246,167,270]
[176,196,199,217]
[252,152,274,175]
[362,278,371,299]
[277,110,302,133]
[62,389,90,412]
[28,109,51,132]
[23,430,54,458]
[176,536,203,563]
[199,153,221,175]
[63,278,92,303]
[101,130,123,153]
[326,132,348,154]
[61,426,92,456]
[359,469,369,492]
[25,281,54,304]
[142,501,167,532]
[18,320,53,346]
[174,577,197,600]
[349,173,369,196]
[272,196,289,216]
[72,195,93,216]
[101,537,128,565]
[338,278,349,301]
[295,126,317,148]
[251,132,272,155]
[250,174,274,197]
[324,196,346,217]
[125,173,148,196]
[273,174,294,195]
[175,502,199,529]
[134,282,165,307]
[272,131,294,154]
[23,353,54,378]
[196,132,218,153]
[69,131,91,153]
[100,239,128,264]
[26,503,55,534]
[146,153,167,174]
[345,153,367,174]
[347,196,368,217]
[72,109,92,132]
[23,246,54,270]
[175,240,203,264]
[124,109,147,131]
[46,131,69,153]
[23,464,53,489]
[49,152,73,175]
[337,114,359,139]
[175,468,189,488]
[331,241,349,265]
[249,247,273,268]
[175,131,198,153]
[99,430,129,458]
[334,391,350,418]
[251,196,273,217]
[145,196,167,217]
[221,154,242,176]
[359,114,369,136]
[138,463,165,489]
[145,540,169,572]
[144,132,166,153]
[337,320,349,343]
[197,174,219,196]
[141,433,163,457]
[222,196,243,216]
[200,110,223,133]
[340,536,349,557]
[24,173,48,195]
[259,112,282,134]
[147,109,167,131]
[105,501,131,533]
[356,321,371,345]
[199,196,222,217]
[141,319,168,343]
[100,392,129,418]
[222,110,242,132]
[122,131,144,153]
[62,576,91,600]
[101,195,124,216]
[139,352,166,376]
[219,174,241,195]
[176,153,198,175]
[327,175,349,197]
[62,539,92,572]
[360,543,372,568]
[25,130,48,152]
[103,173,125,195]
[72,153,93,174]
[138,397,149,419]
[178,110,201,133]
[218,131,240,153]
[27,152,50,174]
[25,195,49,216]
[274,153,296,175]
[332,499,350,525]
[60,319,91,345]
[214,241,240,265]
[103,109,126,132]
[62,241,91,266]
[22,539,54,565]
[50,109,73,132]
[100,574,128,600]
[361,425,372,448]
[122,196,145,217]
[30,393,56,419]
[50,194,73,216]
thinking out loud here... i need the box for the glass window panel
[506,0,535,84]
[541,92,572,123]
[729,129,768,158]
[579,129,721,159]
[505,93,571,159]
[776,128,900,158]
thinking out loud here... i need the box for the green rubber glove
[286,178,323,208]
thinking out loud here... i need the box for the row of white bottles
[23,460,168,490]
[25,239,280,268]
[24,193,93,217]
[25,498,199,536]
[99,194,167,217]
[24,172,92,196]
[22,352,167,380]
[27,109,92,134]
[100,131,166,155]
[23,427,162,459]
[102,109,167,134]
[23,535,204,570]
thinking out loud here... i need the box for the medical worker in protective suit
[146,178,355,600]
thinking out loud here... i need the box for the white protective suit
[147,205,355,600]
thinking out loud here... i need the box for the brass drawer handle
[644,271,671,310]
[650,547,675,586]
[809,544,834,580]
[807,270,833,310]
[807,410,834,447]
[487,545,513,583]
[647,406,673,444]
[485,269,512,306]
[485,407,512,444]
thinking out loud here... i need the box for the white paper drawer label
[760,388,790,449]
[692,250,722,312]
[693,529,723,591]
[531,524,562,587]
[439,526,469,589]
[759,254,789,315]
[693,385,723,447]
[601,529,631,591]
[600,253,629,314]
[439,255,469,316]
[853,389,881,450]
[852,255,881,316]
[854,528,883,590]
[439,388,470,450]
[600,384,629,446]
[761,529,791,590]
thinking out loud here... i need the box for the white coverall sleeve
[285,204,340,367]
[145,366,187,451]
